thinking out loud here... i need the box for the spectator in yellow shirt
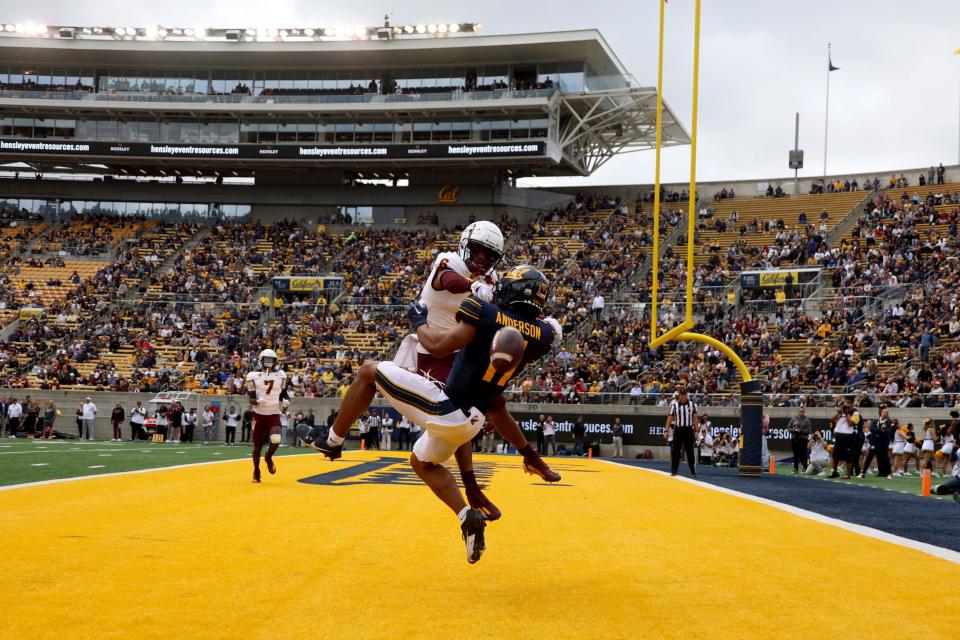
[816,321,832,339]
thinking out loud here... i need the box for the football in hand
[490,326,524,373]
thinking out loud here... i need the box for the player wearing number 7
[298,266,556,563]
[246,349,290,483]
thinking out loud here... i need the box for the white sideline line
[0,453,318,492]
[600,460,960,565]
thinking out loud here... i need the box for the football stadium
[1,2,959,638]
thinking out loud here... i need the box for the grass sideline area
[0,438,309,487]
[780,463,957,500]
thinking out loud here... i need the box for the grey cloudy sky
[12,0,960,186]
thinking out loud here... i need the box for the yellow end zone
[0,451,955,639]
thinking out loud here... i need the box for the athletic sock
[518,444,535,458]
[327,431,345,447]
[457,506,470,524]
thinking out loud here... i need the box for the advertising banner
[0,139,547,161]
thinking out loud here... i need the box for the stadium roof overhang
[558,86,688,175]
[0,29,689,178]
[0,29,634,73]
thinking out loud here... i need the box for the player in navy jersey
[440,290,554,414]
[298,266,556,563]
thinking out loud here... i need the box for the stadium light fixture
[427,24,437,33]
[194,27,207,39]
[354,24,366,37]
[158,28,168,38]
[304,28,314,36]
[403,25,414,34]
[449,23,460,33]
[415,24,426,34]
[4,24,14,32]
[437,23,448,33]
[245,28,256,36]
[324,27,335,36]
[145,25,158,39]
[183,27,194,37]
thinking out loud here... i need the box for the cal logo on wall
[437,185,461,204]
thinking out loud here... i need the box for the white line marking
[30,463,49,467]
[98,454,111,457]
[0,453,316,491]
[88,465,105,469]
[600,460,960,564]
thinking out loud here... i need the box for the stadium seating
[6,175,960,408]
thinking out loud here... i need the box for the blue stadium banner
[740,267,819,289]
[272,276,343,292]
[368,406,836,452]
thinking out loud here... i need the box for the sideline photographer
[829,402,860,479]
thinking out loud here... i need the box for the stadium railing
[501,390,959,408]
[0,87,558,105]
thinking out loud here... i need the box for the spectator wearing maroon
[110,402,124,442]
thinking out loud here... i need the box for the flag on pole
[829,48,839,71]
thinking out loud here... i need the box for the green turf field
[784,465,956,500]
[0,438,311,487]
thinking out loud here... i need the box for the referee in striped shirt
[667,388,699,477]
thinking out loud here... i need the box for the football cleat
[265,456,277,475]
[465,483,502,522]
[297,424,343,461]
[522,451,561,483]
[252,469,261,483]
[460,508,487,564]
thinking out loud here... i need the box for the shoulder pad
[436,251,470,276]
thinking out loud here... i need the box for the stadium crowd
[0,177,955,413]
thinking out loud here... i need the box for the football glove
[470,280,495,302]
[407,300,429,330]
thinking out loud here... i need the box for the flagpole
[823,43,831,178]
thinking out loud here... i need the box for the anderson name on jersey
[444,295,555,414]
[245,369,287,415]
